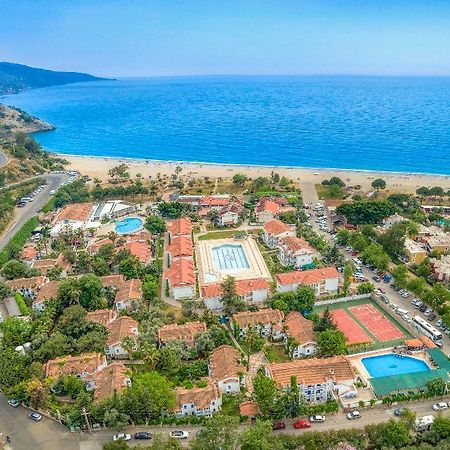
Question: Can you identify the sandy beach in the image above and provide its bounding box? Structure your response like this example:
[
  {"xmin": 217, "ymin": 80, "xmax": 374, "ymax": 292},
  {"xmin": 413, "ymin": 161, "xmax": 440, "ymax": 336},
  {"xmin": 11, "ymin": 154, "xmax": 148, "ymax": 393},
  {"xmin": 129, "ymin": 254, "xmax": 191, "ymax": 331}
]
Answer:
[{"xmin": 64, "ymin": 155, "xmax": 450, "ymax": 193}]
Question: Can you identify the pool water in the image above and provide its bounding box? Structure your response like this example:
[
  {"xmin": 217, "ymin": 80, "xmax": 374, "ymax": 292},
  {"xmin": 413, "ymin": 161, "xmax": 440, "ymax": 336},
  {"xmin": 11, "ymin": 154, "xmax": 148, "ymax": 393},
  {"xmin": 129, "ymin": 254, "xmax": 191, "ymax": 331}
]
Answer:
[
  {"xmin": 362, "ymin": 353, "xmax": 430, "ymax": 378},
  {"xmin": 115, "ymin": 217, "xmax": 143, "ymax": 234},
  {"xmin": 212, "ymin": 244, "xmax": 250, "ymax": 273}
]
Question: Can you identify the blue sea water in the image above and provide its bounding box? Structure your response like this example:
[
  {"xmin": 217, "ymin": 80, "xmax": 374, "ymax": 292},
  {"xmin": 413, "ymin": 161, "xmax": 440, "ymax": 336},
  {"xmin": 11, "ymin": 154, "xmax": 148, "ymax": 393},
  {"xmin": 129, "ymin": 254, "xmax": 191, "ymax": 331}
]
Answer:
[{"xmin": 3, "ymin": 76, "xmax": 450, "ymax": 174}]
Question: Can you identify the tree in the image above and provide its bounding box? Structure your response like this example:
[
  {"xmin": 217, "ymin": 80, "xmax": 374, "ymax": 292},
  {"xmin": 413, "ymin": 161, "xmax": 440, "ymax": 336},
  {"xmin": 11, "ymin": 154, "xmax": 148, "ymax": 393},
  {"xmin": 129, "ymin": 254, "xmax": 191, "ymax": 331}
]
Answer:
[
  {"xmin": 78, "ymin": 274, "xmax": 103, "ymax": 310},
  {"xmin": 296, "ymin": 286, "xmax": 315, "ymax": 313},
  {"xmin": 314, "ymin": 307, "xmax": 335, "ymax": 332},
  {"xmin": 142, "ymin": 275, "xmax": 159, "ymax": 302},
  {"xmin": 391, "ymin": 264, "xmax": 409, "ymax": 289},
  {"xmin": 190, "ymin": 415, "xmax": 240, "ymax": 450},
  {"xmin": 232, "ymin": 173, "xmax": 248, "ymax": 186},
  {"xmin": 103, "ymin": 441, "xmax": 129, "ymax": 450},
  {"xmin": 145, "ymin": 215, "xmax": 166, "ymax": 234},
  {"xmin": 357, "ymin": 282, "xmax": 374, "ymax": 294},
  {"xmin": 317, "ymin": 329, "xmax": 347, "ymax": 356},
  {"xmin": 0, "ymin": 345, "xmax": 30, "ymax": 390},
  {"xmin": 336, "ymin": 200, "xmax": 397, "ymax": 225},
  {"xmin": 416, "ymin": 186, "xmax": 431, "ymax": 197},
  {"xmin": 1, "ymin": 259, "xmax": 29, "ymax": 280},
  {"xmin": 430, "ymin": 186, "xmax": 445, "ymax": 197},
  {"xmin": 366, "ymin": 419, "xmax": 412, "ymax": 449},
  {"xmin": 371, "ymin": 178, "xmax": 386, "ymax": 190},
  {"xmin": 119, "ymin": 255, "xmax": 143, "ymax": 279},
  {"xmin": 221, "ymin": 276, "xmax": 246, "ymax": 315},
  {"xmin": 0, "ymin": 281, "xmax": 10, "ymax": 300},
  {"xmin": 240, "ymin": 420, "xmax": 273, "ymax": 450},
  {"xmin": 108, "ymin": 164, "xmax": 130, "ymax": 180},
  {"xmin": 427, "ymin": 414, "xmax": 450, "ymax": 442},
  {"xmin": 426, "ymin": 377, "xmax": 448, "ymax": 396},
  {"xmin": 253, "ymin": 374, "xmax": 276, "ymax": 416}
]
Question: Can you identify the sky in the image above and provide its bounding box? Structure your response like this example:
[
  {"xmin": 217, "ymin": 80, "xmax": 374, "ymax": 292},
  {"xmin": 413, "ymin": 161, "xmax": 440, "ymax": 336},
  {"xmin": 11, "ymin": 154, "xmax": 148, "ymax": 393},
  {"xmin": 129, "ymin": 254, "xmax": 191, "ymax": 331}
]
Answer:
[{"xmin": 1, "ymin": 0, "xmax": 450, "ymax": 77}]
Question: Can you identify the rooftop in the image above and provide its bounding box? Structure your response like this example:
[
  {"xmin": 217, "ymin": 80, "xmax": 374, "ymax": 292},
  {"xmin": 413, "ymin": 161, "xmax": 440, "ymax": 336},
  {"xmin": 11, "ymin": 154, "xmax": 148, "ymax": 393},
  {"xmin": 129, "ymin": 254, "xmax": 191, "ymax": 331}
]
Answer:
[
  {"xmin": 100, "ymin": 274, "xmax": 126, "ymax": 288},
  {"xmin": 232, "ymin": 308, "xmax": 284, "ymax": 328},
  {"xmin": 209, "ymin": 345, "xmax": 246, "ymax": 382},
  {"xmin": 284, "ymin": 311, "xmax": 316, "ymax": 345},
  {"xmin": 166, "ymin": 235, "xmax": 193, "ymax": 258},
  {"xmin": 263, "ymin": 219, "xmax": 292, "ymax": 236},
  {"xmin": 164, "ymin": 258, "xmax": 196, "ymax": 287},
  {"xmin": 117, "ymin": 241, "xmax": 152, "ymax": 264},
  {"xmin": 34, "ymin": 280, "xmax": 60, "ymax": 304},
  {"xmin": 239, "ymin": 401, "xmax": 259, "ymax": 417},
  {"xmin": 115, "ymin": 278, "xmax": 142, "ymax": 303},
  {"xmin": 57, "ymin": 202, "xmax": 93, "ymax": 222},
  {"xmin": 281, "ymin": 236, "xmax": 314, "ymax": 254},
  {"xmin": 86, "ymin": 309, "xmax": 117, "ymax": 326},
  {"xmin": 275, "ymin": 267, "xmax": 340, "ymax": 286},
  {"xmin": 44, "ymin": 352, "xmax": 105, "ymax": 378},
  {"xmin": 87, "ymin": 362, "xmax": 130, "ymax": 402},
  {"xmin": 404, "ymin": 238, "xmax": 426, "ymax": 255},
  {"xmin": 201, "ymin": 278, "xmax": 269, "ymax": 298},
  {"xmin": 106, "ymin": 316, "xmax": 139, "ymax": 346},
  {"xmin": 167, "ymin": 218, "xmax": 192, "ymax": 236},
  {"xmin": 158, "ymin": 321, "xmax": 207, "ymax": 346},
  {"xmin": 5, "ymin": 275, "xmax": 47, "ymax": 291},
  {"xmin": 173, "ymin": 378, "xmax": 220, "ymax": 412}
]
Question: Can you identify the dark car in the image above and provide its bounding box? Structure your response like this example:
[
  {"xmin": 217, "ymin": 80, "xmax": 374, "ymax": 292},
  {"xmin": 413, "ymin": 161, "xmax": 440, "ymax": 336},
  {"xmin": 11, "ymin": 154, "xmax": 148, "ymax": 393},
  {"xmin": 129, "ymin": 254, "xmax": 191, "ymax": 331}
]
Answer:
[
  {"xmin": 419, "ymin": 305, "xmax": 427, "ymax": 312},
  {"xmin": 393, "ymin": 408, "xmax": 404, "ymax": 416},
  {"xmin": 372, "ymin": 276, "xmax": 381, "ymax": 282},
  {"xmin": 134, "ymin": 432, "xmax": 152, "ymax": 440},
  {"xmin": 272, "ymin": 422, "xmax": 286, "ymax": 430},
  {"xmin": 428, "ymin": 313, "xmax": 437, "ymax": 321}
]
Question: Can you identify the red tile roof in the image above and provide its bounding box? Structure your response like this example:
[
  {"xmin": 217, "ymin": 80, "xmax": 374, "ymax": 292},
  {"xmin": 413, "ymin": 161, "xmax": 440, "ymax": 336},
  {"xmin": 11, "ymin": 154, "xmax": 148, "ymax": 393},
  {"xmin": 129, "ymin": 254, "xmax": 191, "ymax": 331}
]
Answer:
[
  {"xmin": 200, "ymin": 196, "xmax": 230, "ymax": 207},
  {"xmin": 106, "ymin": 316, "xmax": 139, "ymax": 346},
  {"xmin": 166, "ymin": 235, "xmax": 193, "ymax": 258},
  {"xmin": 173, "ymin": 378, "xmax": 220, "ymax": 412},
  {"xmin": 115, "ymin": 279, "xmax": 142, "ymax": 303},
  {"xmin": 284, "ymin": 311, "xmax": 316, "ymax": 345},
  {"xmin": 167, "ymin": 218, "xmax": 192, "ymax": 236},
  {"xmin": 86, "ymin": 309, "xmax": 117, "ymax": 326},
  {"xmin": 164, "ymin": 258, "xmax": 196, "ymax": 287},
  {"xmin": 275, "ymin": 267, "xmax": 340, "ymax": 286},
  {"xmin": 100, "ymin": 274, "xmax": 126, "ymax": 288},
  {"xmin": 57, "ymin": 202, "xmax": 93, "ymax": 222},
  {"xmin": 21, "ymin": 246, "xmax": 37, "ymax": 261},
  {"xmin": 267, "ymin": 356, "xmax": 354, "ymax": 387},
  {"xmin": 34, "ymin": 280, "xmax": 60, "ymax": 304},
  {"xmin": 201, "ymin": 278, "xmax": 269, "ymax": 298},
  {"xmin": 87, "ymin": 362, "xmax": 130, "ymax": 402},
  {"xmin": 281, "ymin": 236, "xmax": 314, "ymax": 253},
  {"xmin": 5, "ymin": 276, "xmax": 47, "ymax": 291},
  {"xmin": 44, "ymin": 352, "xmax": 106, "ymax": 378},
  {"xmin": 117, "ymin": 241, "xmax": 152, "ymax": 264},
  {"xmin": 239, "ymin": 401, "xmax": 259, "ymax": 417},
  {"xmin": 87, "ymin": 238, "xmax": 114, "ymax": 254},
  {"xmin": 232, "ymin": 308, "xmax": 284, "ymax": 328},
  {"xmin": 257, "ymin": 199, "xmax": 280, "ymax": 214},
  {"xmin": 158, "ymin": 321, "xmax": 207, "ymax": 346},
  {"xmin": 263, "ymin": 219, "xmax": 292, "ymax": 236},
  {"xmin": 209, "ymin": 345, "xmax": 246, "ymax": 382}
]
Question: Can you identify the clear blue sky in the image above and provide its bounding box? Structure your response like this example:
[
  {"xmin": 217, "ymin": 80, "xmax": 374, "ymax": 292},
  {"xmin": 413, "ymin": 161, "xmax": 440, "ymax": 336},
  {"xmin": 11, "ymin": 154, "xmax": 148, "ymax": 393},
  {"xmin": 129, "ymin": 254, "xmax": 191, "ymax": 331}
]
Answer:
[{"xmin": 1, "ymin": 0, "xmax": 450, "ymax": 77}]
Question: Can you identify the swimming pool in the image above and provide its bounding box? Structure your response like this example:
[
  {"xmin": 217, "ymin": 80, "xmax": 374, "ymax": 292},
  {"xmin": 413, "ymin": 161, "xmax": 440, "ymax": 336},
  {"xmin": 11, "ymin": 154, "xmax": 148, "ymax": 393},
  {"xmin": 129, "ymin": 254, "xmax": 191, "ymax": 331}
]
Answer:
[
  {"xmin": 115, "ymin": 217, "xmax": 143, "ymax": 234},
  {"xmin": 211, "ymin": 244, "xmax": 250, "ymax": 273},
  {"xmin": 362, "ymin": 353, "xmax": 430, "ymax": 378}
]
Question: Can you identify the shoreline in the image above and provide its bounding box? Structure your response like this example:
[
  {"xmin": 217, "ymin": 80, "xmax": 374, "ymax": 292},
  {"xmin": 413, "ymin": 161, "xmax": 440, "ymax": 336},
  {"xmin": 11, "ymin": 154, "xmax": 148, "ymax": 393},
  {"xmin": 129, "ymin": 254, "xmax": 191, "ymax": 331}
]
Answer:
[{"xmin": 62, "ymin": 154, "xmax": 450, "ymax": 193}]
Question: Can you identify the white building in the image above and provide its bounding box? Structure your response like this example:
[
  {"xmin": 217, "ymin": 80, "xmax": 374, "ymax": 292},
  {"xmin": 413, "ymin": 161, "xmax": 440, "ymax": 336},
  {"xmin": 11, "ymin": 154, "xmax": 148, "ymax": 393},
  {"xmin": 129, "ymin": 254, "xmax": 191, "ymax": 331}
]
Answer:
[
  {"xmin": 209, "ymin": 345, "xmax": 246, "ymax": 394},
  {"xmin": 163, "ymin": 258, "xmax": 196, "ymax": 300},
  {"xmin": 231, "ymin": 308, "xmax": 284, "ymax": 340},
  {"xmin": 262, "ymin": 219, "xmax": 295, "ymax": 249},
  {"xmin": 278, "ymin": 236, "xmax": 315, "ymax": 268},
  {"xmin": 284, "ymin": 311, "xmax": 317, "ymax": 358},
  {"xmin": 105, "ymin": 316, "xmax": 139, "ymax": 358}
]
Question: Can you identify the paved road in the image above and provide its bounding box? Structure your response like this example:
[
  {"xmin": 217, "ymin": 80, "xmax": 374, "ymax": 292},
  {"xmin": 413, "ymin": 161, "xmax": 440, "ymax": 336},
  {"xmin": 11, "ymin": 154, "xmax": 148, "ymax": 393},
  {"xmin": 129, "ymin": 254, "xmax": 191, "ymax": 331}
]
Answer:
[
  {"xmin": 0, "ymin": 173, "xmax": 68, "ymax": 251},
  {"xmin": 0, "ymin": 149, "xmax": 7, "ymax": 168}
]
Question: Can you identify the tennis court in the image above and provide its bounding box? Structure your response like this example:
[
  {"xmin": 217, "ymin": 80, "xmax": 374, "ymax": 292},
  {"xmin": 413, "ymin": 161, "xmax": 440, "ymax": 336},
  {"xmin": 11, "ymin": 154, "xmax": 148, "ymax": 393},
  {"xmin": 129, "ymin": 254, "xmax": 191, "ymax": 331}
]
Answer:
[
  {"xmin": 349, "ymin": 304, "xmax": 404, "ymax": 342},
  {"xmin": 331, "ymin": 309, "xmax": 373, "ymax": 345}
]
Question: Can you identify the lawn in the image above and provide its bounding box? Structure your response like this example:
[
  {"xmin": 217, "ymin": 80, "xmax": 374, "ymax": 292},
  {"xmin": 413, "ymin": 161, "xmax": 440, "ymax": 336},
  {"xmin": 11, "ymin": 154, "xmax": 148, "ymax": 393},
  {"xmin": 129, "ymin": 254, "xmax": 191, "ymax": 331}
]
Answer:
[
  {"xmin": 198, "ymin": 230, "xmax": 247, "ymax": 240},
  {"xmin": 315, "ymin": 184, "xmax": 345, "ymax": 200},
  {"xmin": 221, "ymin": 394, "xmax": 241, "ymax": 416},
  {"xmin": 264, "ymin": 344, "xmax": 289, "ymax": 363}
]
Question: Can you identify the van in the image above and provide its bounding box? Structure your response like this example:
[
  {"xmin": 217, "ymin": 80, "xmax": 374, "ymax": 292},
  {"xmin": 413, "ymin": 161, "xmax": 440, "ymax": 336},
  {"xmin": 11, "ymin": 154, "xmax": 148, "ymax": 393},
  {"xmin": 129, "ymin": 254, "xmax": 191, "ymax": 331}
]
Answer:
[
  {"xmin": 396, "ymin": 308, "xmax": 408, "ymax": 316},
  {"xmin": 50, "ymin": 190, "xmax": 56, "ymax": 195},
  {"xmin": 414, "ymin": 415, "xmax": 434, "ymax": 432}
]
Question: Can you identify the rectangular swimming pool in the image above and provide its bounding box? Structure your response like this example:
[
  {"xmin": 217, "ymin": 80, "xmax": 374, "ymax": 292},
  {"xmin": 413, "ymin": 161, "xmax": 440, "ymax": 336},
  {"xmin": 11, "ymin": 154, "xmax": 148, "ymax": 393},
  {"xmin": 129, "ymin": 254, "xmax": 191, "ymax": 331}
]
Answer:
[
  {"xmin": 362, "ymin": 353, "xmax": 430, "ymax": 378},
  {"xmin": 211, "ymin": 244, "xmax": 250, "ymax": 273}
]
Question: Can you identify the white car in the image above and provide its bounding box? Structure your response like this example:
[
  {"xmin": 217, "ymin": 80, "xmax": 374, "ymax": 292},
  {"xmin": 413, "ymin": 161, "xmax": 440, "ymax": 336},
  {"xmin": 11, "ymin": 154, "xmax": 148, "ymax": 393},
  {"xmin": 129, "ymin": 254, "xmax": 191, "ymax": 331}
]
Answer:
[
  {"xmin": 309, "ymin": 414, "xmax": 325, "ymax": 422},
  {"xmin": 432, "ymin": 402, "xmax": 448, "ymax": 411},
  {"xmin": 347, "ymin": 410, "xmax": 361, "ymax": 420},
  {"xmin": 113, "ymin": 434, "xmax": 131, "ymax": 441},
  {"xmin": 170, "ymin": 430, "xmax": 189, "ymax": 439}
]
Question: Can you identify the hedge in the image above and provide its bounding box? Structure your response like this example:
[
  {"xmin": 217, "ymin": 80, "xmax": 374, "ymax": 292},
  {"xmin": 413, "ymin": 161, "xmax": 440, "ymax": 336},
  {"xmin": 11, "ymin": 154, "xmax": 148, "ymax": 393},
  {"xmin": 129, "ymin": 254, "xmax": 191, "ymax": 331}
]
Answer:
[
  {"xmin": 41, "ymin": 196, "xmax": 56, "ymax": 213},
  {"xmin": 0, "ymin": 215, "xmax": 39, "ymax": 268},
  {"xmin": 15, "ymin": 292, "xmax": 29, "ymax": 315}
]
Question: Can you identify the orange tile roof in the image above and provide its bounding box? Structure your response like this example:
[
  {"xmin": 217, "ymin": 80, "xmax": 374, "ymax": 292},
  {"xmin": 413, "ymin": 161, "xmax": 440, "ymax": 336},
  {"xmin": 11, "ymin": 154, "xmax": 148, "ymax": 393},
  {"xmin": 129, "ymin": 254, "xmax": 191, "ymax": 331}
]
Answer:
[
  {"xmin": 87, "ymin": 362, "xmax": 130, "ymax": 402},
  {"xmin": 263, "ymin": 219, "xmax": 292, "ymax": 236},
  {"xmin": 200, "ymin": 196, "xmax": 230, "ymax": 207},
  {"xmin": 167, "ymin": 218, "xmax": 192, "ymax": 236},
  {"xmin": 257, "ymin": 199, "xmax": 280, "ymax": 214},
  {"xmin": 21, "ymin": 246, "xmax": 37, "ymax": 261},
  {"xmin": 164, "ymin": 258, "xmax": 196, "ymax": 287},
  {"xmin": 404, "ymin": 338, "xmax": 423, "ymax": 348},
  {"xmin": 166, "ymin": 235, "xmax": 193, "ymax": 258},
  {"xmin": 5, "ymin": 276, "xmax": 47, "ymax": 291},
  {"xmin": 232, "ymin": 308, "xmax": 284, "ymax": 328},
  {"xmin": 32, "ymin": 253, "xmax": 71, "ymax": 273},
  {"xmin": 173, "ymin": 378, "xmax": 220, "ymax": 412},
  {"xmin": 44, "ymin": 352, "xmax": 106, "ymax": 378},
  {"xmin": 87, "ymin": 238, "xmax": 114, "ymax": 254},
  {"xmin": 117, "ymin": 241, "xmax": 152, "ymax": 264},
  {"xmin": 201, "ymin": 278, "xmax": 269, "ymax": 298},
  {"xmin": 106, "ymin": 316, "xmax": 139, "ymax": 346},
  {"xmin": 100, "ymin": 274, "xmax": 126, "ymax": 288},
  {"xmin": 275, "ymin": 267, "xmax": 340, "ymax": 286},
  {"xmin": 158, "ymin": 321, "xmax": 207, "ymax": 346},
  {"xmin": 284, "ymin": 311, "xmax": 316, "ymax": 345},
  {"xmin": 86, "ymin": 309, "xmax": 117, "ymax": 326},
  {"xmin": 126, "ymin": 230, "xmax": 151, "ymax": 243},
  {"xmin": 267, "ymin": 355, "xmax": 354, "ymax": 387},
  {"xmin": 281, "ymin": 236, "xmax": 314, "ymax": 253},
  {"xmin": 419, "ymin": 335, "xmax": 437, "ymax": 349},
  {"xmin": 57, "ymin": 202, "xmax": 93, "ymax": 222},
  {"xmin": 34, "ymin": 280, "xmax": 60, "ymax": 304},
  {"xmin": 115, "ymin": 279, "xmax": 142, "ymax": 303},
  {"xmin": 239, "ymin": 401, "xmax": 259, "ymax": 417},
  {"xmin": 209, "ymin": 345, "xmax": 246, "ymax": 382}
]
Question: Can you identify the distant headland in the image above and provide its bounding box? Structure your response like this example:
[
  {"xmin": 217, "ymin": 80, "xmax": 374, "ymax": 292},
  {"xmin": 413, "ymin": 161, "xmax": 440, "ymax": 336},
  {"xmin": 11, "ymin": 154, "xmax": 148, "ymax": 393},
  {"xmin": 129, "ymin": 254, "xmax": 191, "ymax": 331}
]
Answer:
[{"xmin": 0, "ymin": 61, "xmax": 108, "ymax": 95}]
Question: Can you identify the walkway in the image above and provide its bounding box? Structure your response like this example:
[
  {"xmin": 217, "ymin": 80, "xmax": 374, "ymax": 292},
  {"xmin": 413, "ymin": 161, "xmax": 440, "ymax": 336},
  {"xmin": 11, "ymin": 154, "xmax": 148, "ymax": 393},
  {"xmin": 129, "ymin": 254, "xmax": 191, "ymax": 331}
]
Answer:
[{"xmin": 246, "ymin": 351, "xmax": 269, "ymax": 394}]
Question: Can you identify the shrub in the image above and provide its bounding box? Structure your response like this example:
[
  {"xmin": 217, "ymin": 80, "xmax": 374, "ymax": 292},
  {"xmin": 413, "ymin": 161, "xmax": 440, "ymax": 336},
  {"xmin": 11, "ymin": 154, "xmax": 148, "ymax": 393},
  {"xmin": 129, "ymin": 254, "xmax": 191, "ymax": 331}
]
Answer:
[{"xmin": 15, "ymin": 292, "xmax": 29, "ymax": 315}]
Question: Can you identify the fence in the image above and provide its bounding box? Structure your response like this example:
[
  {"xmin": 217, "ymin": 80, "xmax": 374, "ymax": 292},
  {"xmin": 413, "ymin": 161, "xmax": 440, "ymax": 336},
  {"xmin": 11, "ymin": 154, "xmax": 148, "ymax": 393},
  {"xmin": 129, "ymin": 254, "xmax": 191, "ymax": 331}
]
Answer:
[{"xmin": 315, "ymin": 293, "xmax": 371, "ymax": 307}]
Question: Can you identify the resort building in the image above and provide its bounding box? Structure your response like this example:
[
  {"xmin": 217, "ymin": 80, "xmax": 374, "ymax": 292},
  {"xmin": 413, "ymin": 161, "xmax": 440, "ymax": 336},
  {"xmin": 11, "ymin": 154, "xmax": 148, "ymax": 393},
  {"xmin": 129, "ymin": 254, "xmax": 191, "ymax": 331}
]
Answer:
[
  {"xmin": 431, "ymin": 255, "xmax": 450, "ymax": 283},
  {"xmin": 255, "ymin": 197, "xmax": 295, "ymax": 223},
  {"xmin": 167, "ymin": 218, "xmax": 192, "ymax": 238},
  {"xmin": 284, "ymin": 311, "xmax": 317, "ymax": 358},
  {"xmin": 105, "ymin": 316, "xmax": 139, "ymax": 358},
  {"xmin": 114, "ymin": 278, "xmax": 142, "ymax": 311},
  {"xmin": 382, "ymin": 213, "xmax": 406, "ymax": 230},
  {"xmin": 85, "ymin": 361, "xmax": 131, "ymax": 402},
  {"xmin": 231, "ymin": 308, "xmax": 284, "ymax": 340},
  {"xmin": 164, "ymin": 258, "xmax": 196, "ymax": 300},
  {"xmin": 209, "ymin": 345, "xmax": 246, "ymax": 394},
  {"xmin": 158, "ymin": 321, "xmax": 207, "ymax": 348},
  {"xmin": 31, "ymin": 253, "xmax": 72, "ymax": 276},
  {"xmin": 278, "ymin": 236, "xmax": 315, "ymax": 268},
  {"xmin": 266, "ymin": 356, "xmax": 356, "ymax": 403},
  {"xmin": 199, "ymin": 195, "xmax": 231, "ymax": 210},
  {"xmin": 44, "ymin": 352, "xmax": 107, "ymax": 379},
  {"xmin": 172, "ymin": 378, "xmax": 222, "ymax": 417},
  {"xmin": 201, "ymin": 278, "xmax": 269, "ymax": 311},
  {"xmin": 5, "ymin": 276, "xmax": 48, "ymax": 299},
  {"xmin": 275, "ymin": 267, "xmax": 340, "ymax": 297},
  {"xmin": 215, "ymin": 203, "xmax": 244, "ymax": 226},
  {"xmin": 262, "ymin": 219, "xmax": 295, "ymax": 249},
  {"xmin": 116, "ymin": 241, "xmax": 152, "ymax": 265},
  {"xmin": 100, "ymin": 274, "xmax": 126, "ymax": 290},
  {"xmin": 32, "ymin": 280, "xmax": 60, "ymax": 312},
  {"xmin": 86, "ymin": 308, "xmax": 117, "ymax": 326},
  {"xmin": 404, "ymin": 238, "xmax": 427, "ymax": 265},
  {"xmin": 166, "ymin": 235, "xmax": 193, "ymax": 261}
]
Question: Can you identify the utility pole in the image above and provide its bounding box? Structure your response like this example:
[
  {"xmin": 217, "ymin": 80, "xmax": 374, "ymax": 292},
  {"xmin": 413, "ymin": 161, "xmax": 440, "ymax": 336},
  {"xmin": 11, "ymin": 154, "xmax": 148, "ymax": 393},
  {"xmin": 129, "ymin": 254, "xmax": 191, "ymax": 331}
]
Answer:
[{"xmin": 82, "ymin": 407, "xmax": 92, "ymax": 433}]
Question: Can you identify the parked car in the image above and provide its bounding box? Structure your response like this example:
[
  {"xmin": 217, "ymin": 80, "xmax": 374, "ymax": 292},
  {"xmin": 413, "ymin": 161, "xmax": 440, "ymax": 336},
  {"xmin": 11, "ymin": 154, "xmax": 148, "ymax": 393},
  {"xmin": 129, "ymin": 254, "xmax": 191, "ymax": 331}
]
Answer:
[
  {"xmin": 436, "ymin": 319, "xmax": 443, "ymax": 328},
  {"xmin": 372, "ymin": 276, "xmax": 381, "ymax": 282},
  {"xmin": 347, "ymin": 411, "xmax": 361, "ymax": 420},
  {"xmin": 428, "ymin": 313, "xmax": 437, "ymax": 321},
  {"xmin": 424, "ymin": 308, "xmax": 432, "ymax": 317},
  {"xmin": 432, "ymin": 402, "xmax": 448, "ymax": 411},
  {"xmin": 28, "ymin": 412, "xmax": 43, "ymax": 422},
  {"xmin": 309, "ymin": 415, "xmax": 326, "ymax": 422},
  {"xmin": 113, "ymin": 434, "xmax": 131, "ymax": 441},
  {"xmin": 394, "ymin": 408, "xmax": 404, "ymax": 416},
  {"xmin": 169, "ymin": 431, "xmax": 189, "ymax": 439},
  {"xmin": 7, "ymin": 399, "xmax": 20, "ymax": 407},
  {"xmin": 134, "ymin": 432, "xmax": 152, "ymax": 440},
  {"xmin": 294, "ymin": 419, "xmax": 311, "ymax": 429},
  {"xmin": 419, "ymin": 305, "xmax": 427, "ymax": 313},
  {"xmin": 272, "ymin": 422, "xmax": 286, "ymax": 430}
]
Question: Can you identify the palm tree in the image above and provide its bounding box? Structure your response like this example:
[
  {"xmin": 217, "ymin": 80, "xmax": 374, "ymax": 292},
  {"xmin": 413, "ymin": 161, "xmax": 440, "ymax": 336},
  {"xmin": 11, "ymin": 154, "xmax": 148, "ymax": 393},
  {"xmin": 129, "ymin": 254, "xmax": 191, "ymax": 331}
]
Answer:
[{"xmin": 121, "ymin": 336, "xmax": 136, "ymax": 359}]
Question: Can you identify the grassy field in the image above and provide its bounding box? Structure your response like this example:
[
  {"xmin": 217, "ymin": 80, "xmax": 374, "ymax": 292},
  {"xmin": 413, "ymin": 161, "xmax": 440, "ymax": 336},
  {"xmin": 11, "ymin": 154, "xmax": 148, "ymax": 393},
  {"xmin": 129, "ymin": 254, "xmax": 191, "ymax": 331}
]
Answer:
[
  {"xmin": 198, "ymin": 230, "xmax": 247, "ymax": 240},
  {"xmin": 314, "ymin": 297, "xmax": 412, "ymax": 353},
  {"xmin": 264, "ymin": 344, "xmax": 289, "ymax": 363}
]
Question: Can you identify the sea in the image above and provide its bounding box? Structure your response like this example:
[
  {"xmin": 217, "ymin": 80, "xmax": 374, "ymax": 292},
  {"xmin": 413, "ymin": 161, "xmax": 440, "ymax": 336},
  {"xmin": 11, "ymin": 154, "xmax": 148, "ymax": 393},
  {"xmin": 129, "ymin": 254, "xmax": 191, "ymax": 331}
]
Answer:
[{"xmin": 3, "ymin": 75, "xmax": 450, "ymax": 175}]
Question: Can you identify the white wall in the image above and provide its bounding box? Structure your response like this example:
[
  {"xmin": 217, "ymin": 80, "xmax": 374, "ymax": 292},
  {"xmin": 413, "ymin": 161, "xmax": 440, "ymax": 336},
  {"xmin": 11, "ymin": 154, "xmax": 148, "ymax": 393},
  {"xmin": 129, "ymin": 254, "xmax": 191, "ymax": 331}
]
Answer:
[{"xmin": 173, "ymin": 285, "xmax": 194, "ymax": 300}]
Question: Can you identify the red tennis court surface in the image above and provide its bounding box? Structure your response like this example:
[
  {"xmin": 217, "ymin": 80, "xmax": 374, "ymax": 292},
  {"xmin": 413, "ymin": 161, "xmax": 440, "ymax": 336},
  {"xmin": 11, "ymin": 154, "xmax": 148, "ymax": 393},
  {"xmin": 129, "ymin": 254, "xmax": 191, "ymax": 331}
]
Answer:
[
  {"xmin": 331, "ymin": 309, "xmax": 372, "ymax": 345},
  {"xmin": 349, "ymin": 304, "xmax": 404, "ymax": 342}
]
